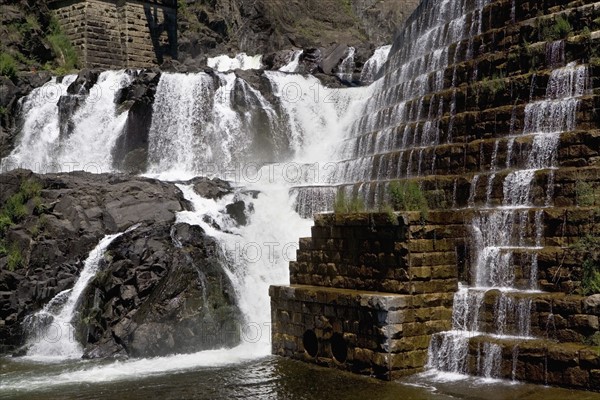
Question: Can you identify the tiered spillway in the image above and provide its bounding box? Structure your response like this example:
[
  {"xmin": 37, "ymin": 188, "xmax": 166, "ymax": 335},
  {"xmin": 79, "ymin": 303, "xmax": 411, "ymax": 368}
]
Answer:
[{"xmin": 283, "ymin": 0, "xmax": 600, "ymax": 388}]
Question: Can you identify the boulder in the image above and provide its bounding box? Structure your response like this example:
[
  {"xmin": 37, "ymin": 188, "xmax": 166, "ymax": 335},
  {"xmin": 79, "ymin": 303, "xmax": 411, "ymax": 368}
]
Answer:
[
  {"xmin": 226, "ymin": 200, "xmax": 248, "ymax": 226},
  {"xmin": 80, "ymin": 222, "xmax": 240, "ymax": 358},
  {"xmin": 319, "ymin": 44, "xmax": 349, "ymax": 74},
  {"xmin": 190, "ymin": 176, "xmax": 232, "ymax": 199}
]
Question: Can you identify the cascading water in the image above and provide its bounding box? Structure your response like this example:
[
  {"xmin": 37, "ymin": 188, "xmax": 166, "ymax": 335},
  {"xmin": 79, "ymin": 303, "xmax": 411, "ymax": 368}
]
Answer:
[
  {"xmin": 146, "ymin": 71, "xmax": 286, "ymax": 178},
  {"xmin": 207, "ymin": 53, "xmax": 263, "ymax": 72},
  {"xmin": 0, "ymin": 75, "xmax": 76, "ymax": 172},
  {"xmin": 24, "ymin": 232, "xmax": 128, "ymax": 360},
  {"xmin": 289, "ymin": 0, "xmax": 492, "ymax": 213},
  {"xmin": 427, "ymin": 60, "xmax": 589, "ymax": 379},
  {"xmin": 1, "ymin": 0, "xmax": 595, "ymax": 391},
  {"xmin": 2, "ymin": 71, "xmax": 131, "ymax": 173},
  {"xmin": 360, "ymin": 45, "xmax": 392, "ymax": 83},
  {"xmin": 279, "ymin": 50, "xmax": 303, "ymax": 73},
  {"xmin": 336, "ymin": 47, "xmax": 356, "ymax": 82}
]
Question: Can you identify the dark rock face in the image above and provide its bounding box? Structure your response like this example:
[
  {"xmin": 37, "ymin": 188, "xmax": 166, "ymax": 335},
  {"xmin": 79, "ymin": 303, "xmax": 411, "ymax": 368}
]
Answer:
[
  {"xmin": 113, "ymin": 69, "xmax": 162, "ymax": 174},
  {"xmin": 177, "ymin": 0, "xmax": 416, "ymax": 62},
  {"xmin": 80, "ymin": 222, "xmax": 240, "ymax": 359},
  {"xmin": 190, "ymin": 176, "xmax": 231, "ymax": 200},
  {"xmin": 0, "ymin": 170, "xmax": 244, "ymax": 356}
]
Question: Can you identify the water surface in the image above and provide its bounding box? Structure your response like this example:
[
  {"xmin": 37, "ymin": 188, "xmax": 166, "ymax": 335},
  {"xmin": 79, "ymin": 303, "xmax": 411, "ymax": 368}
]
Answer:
[{"xmin": 2, "ymin": 355, "xmax": 599, "ymax": 400}]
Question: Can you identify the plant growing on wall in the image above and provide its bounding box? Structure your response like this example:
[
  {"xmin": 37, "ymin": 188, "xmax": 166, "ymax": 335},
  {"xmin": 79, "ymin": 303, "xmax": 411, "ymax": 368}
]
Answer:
[
  {"xmin": 0, "ymin": 53, "xmax": 18, "ymax": 81},
  {"xmin": 333, "ymin": 189, "xmax": 365, "ymax": 214},
  {"xmin": 571, "ymin": 234, "xmax": 600, "ymax": 295},
  {"xmin": 388, "ymin": 181, "xmax": 428, "ymax": 218},
  {"xmin": 540, "ymin": 15, "xmax": 573, "ymax": 41},
  {"xmin": 46, "ymin": 17, "xmax": 79, "ymax": 74}
]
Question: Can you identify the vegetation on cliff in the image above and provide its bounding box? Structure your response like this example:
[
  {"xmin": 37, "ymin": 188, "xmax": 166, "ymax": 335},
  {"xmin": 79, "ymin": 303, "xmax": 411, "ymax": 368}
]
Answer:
[{"xmin": 0, "ymin": 0, "xmax": 78, "ymax": 78}]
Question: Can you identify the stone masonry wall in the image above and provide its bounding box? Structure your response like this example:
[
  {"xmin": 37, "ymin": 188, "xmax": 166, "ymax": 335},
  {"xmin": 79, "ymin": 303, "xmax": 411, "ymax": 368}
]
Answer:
[
  {"xmin": 49, "ymin": 0, "xmax": 177, "ymax": 69},
  {"xmin": 270, "ymin": 212, "xmax": 463, "ymax": 380}
]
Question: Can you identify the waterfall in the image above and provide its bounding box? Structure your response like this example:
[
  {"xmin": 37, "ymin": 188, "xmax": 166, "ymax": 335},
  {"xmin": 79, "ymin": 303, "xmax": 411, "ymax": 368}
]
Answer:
[
  {"xmin": 1, "ymin": 75, "xmax": 76, "ymax": 172},
  {"xmin": 336, "ymin": 47, "xmax": 356, "ymax": 82},
  {"xmin": 279, "ymin": 50, "xmax": 303, "ymax": 73},
  {"xmin": 207, "ymin": 53, "xmax": 263, "ymax": 72},
  {"xmin": 24, "ymin": 232, "xmax": 127, "ymax": 360},
  {"xmin": 146, "ymin": 71, "xmax": 281, "ymax": 179},
  {"xmin": 2, "ymin": 71, "xmax": 131, "ymax": 173},
  {"xmin": 360, "ymin": 45, "xmax": 391, "ymax": 83}
]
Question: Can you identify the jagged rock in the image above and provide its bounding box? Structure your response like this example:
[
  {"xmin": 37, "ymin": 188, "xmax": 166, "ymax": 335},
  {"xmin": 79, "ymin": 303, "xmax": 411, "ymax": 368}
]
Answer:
[
  {"xmin": 112, "ymin": 70, "xmax": 161, "ymax": 173},
  {"xmin": 0, "ymin": 170, "xmax": 244, "ymax": 357},
  {"xmin": 0, "ymin": 77, "xmax": 18, "ymax": 109},
  {"xmin": 67, "ymin": 69, "xmax": 102, "ymax": 96},
  {"xmin": 320, "ymin": 44, "xmax": 349, "ymax": 74},
  {"xmin": 80, "ymin": 222, "xmax": 240, "ymax": 358},
  {"xmin": 299, "ymin": 48, "xmax": 323, "ymax": 74},
  {"xmin": 190, "ymin": 176, "xmax": 232, "ymax": 199},
  {"xmin": 177, "ymin": 0, "xmax": 414, "ymax": 61},
  {"xmin": 584, "ymin": 295, "xmax": 600, "ymax": 315},
  {"xmin": 226, "ymin": 200, "xmax": 248, "ymax": 226},
  {"xmin": 262, "ymin": 50, "xmax": 297, "ymax": 70}
]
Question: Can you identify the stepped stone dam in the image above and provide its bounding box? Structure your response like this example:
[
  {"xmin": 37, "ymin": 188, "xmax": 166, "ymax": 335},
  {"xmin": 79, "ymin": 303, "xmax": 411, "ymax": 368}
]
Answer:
[
  {"xmin": 271, "ymin": 0, "xmax": 600, "ymax": 390},
  {"xmin": 49, "ymin": 0, "xmax": 177, "ymax": 68}
]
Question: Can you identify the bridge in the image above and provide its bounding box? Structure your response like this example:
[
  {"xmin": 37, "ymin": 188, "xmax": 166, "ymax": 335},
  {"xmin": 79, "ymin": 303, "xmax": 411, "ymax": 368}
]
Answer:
[{"xmin": 49, "ymin": 0, "xmax": 177, "ymax": 69}]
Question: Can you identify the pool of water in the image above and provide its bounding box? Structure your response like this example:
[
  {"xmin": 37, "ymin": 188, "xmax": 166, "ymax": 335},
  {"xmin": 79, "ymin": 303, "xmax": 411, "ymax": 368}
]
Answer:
[{"xmin": 2, "ymin": 353, "xmax": 599, "ymax": 400}]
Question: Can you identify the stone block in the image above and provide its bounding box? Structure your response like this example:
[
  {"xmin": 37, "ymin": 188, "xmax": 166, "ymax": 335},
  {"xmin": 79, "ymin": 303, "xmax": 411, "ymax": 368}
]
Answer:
[{"xmin": 563, "ymin": 366, "xmax": 590, "ymax": 387}]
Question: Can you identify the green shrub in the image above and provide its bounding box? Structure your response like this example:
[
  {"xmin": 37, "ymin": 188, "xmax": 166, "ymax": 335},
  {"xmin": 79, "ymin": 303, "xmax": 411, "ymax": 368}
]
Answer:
[
  {"xmin": 378, "ymin": 203, "xmax": 397, "ymax": 224},
  {"xmin": 4, "ymin": 193, "xmax": 27, "ymax": 222},
  {"xmin": 46, "ymin": 17, "xmax": 78, "ymax": 73},
  {"xmin": 29, "ymin": 223, "xmax": 39, "ymax": 238},
  {"xmin": 389, "ymin": 181, "xmax": 429, "ymax": 218},
  {"xmin": 32, "ymin": 197, "xmax": 45, "ymax": 215},
  {"xmin": 0, "ymin": 179, "xmax": 43, "ymax": 226},
  {"xmin": 0, "ymin": 241, "xmax": 7, "ymax": 257},
  {"xmin": 7, "ymin": 246, "xmax": 23, "ymax": 271},
  {"xmin": 20, "ymin": 179, "xmax": 42, "ymax": 201},
  {"xmin": 571, "ymin": 235, "xmax": 600, "ymax": 295},
  {"xmin": 333, "ymin": 190, "xmax": 365, "ymax": 214},
  {"xmin": 585, "ymin": 331, "xmax": 600, "ymax": 347},
  {"xmin": 0, "ymin": 215, "xmax": 12, "ymax": 233},
  {"xmin": 541, "ymin": 15, "xmax": 573, "ymax": 41},
  {"xmin": 0, "ymin": 52, "xmax": 18, "ymax": 80},
  {"xmin": 576, "ymin": 181, "xmax": 600, "ymax": 206}
]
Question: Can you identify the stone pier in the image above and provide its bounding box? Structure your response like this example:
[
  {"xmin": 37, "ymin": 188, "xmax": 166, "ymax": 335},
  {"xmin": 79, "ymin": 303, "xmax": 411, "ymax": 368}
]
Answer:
[
  {"xmin": 269, "ymin": 212, "xmax": 466, "ymax": 379},
  {"xmin": 49, "ymin": 0, "xmax": 177, "ymax": 69}
]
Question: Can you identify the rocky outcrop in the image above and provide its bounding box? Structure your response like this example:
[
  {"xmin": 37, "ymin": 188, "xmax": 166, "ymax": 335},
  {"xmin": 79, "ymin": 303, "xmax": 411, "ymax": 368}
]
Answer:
[
  {"xmin": 177, "ymin": 0, "xmax": 418, "ymax": 64},
  {"xmin": 80, "ymin": 222, "xmax": 240, "ymax": 359},
  {"xmin": 0, "ymin": 170, "xmax": 244, "ymax": 356},
  {"xmin": 112, "ymin": 69, "xmax": 161, "ymax": 174}
]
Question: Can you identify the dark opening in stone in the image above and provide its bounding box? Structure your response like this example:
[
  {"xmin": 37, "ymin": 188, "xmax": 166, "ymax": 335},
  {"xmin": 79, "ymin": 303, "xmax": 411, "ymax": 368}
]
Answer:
[
  {"xmin": 331, "ymin": 332, "xmax": 347, "ymax": 363},
  {"xmin": 302, "ymin": 329, "xmax": 318, "ymax": 357}
]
